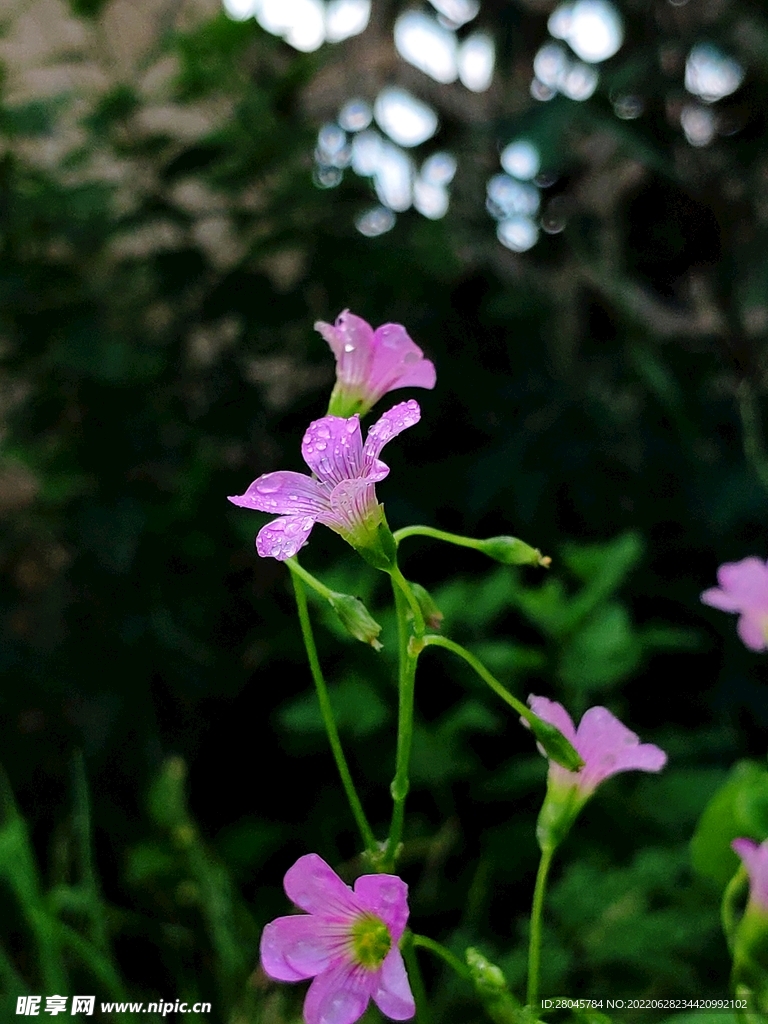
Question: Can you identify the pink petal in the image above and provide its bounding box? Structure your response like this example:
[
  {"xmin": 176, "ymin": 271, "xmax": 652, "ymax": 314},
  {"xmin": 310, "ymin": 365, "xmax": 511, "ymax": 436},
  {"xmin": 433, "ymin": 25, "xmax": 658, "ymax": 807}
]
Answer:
[
  {"xmin": 733, "ymin": 838, "xmax": 768, "ymax": 912},
  {"xmin": 327, "ymin": 479, "xmax": 379, "ymax": 537},
  {"xmin": 700, "ymin": 586, "xmax": 743, "ymax": 613},
  {"xmin": 526, "ymin": 695, "xmax": 578, "ymax": 746},
  {"xmin": 371, "ymin": 948, "xmax": 416, "ymax": 1021},
  {"xmin": 260, "ymin": 915, "xmax": 348, "ymax": 982},
  {"xmin": 302, "ymin": 416, "xmax": 364, "ymax": 488},
  {"xmin": 284, "ymin": 854, "xmax": 362, "ymax": 919},
  {"xmin": 716, "ymin": 558, "xmax": 768, "ymax": 610},
  {"xmin": 303, "ymin": 961, "xmax": 375, "ymax": 1024},
  {"xmin": 363, "ymin": 401, "xmax": 421, "ymax": 469},
  {"xmin": 367, "ymin": 323, "xmax": 436, "ymax": 401},
  {"xmin": 228, "ymin": 471, "xmax": 329, "ymax": 517},
  {"xmin": 737, "ymin": 613, "xmax": 768, "ymax": 651},
  {"xmin": 575, "ymin": 706, "xmax": 666, "ymax": 793},
  {"xmin": 353, "ymin": 875, "xmax": 409, "ymax": 943},
  {"xmin": 315, "ymin": 312, "xmax": 375, "ymax": 390},
  {"xmin": 256, "ymin": 515, "xmax": 315, "ymax": 560}
]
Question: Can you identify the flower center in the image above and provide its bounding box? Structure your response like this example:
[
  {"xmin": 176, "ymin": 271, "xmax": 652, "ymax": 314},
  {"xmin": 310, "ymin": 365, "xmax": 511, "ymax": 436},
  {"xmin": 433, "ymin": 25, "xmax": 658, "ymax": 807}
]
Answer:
[{"xmin": 349, "ymin": 913, "xmax": 392, "ymax": 970}]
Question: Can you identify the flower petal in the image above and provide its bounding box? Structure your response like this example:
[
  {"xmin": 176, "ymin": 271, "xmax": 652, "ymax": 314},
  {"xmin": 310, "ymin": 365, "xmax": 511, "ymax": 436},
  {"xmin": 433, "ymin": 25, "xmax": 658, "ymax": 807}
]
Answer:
[
  {"xmin": 228, "ymin": 471, "xmax": 329, "ymax": 516},
  {"xmin": 367, "ymin": 323, "xmax": 436, "ymax": 402},
  {"xmin": 302, "ymin": 416, "xmax": 364, "ymax": 487},
  {"xmin": 315, "ymin": 311, "xmax": 375, "ymax": 390},
  {"xmin": 260, "ymin": 915, "xmax": 348, "ymax": 982},
  {"xmin": 256, "ymin": 515, "xmax": 315, "ymax": 560},
  {"xmin": 363, "ymin": 400, "xmax": 421, "ymax": 473},
  {"xmin": 700, "ymin": 586, "xmax": 743, "ymax": 613},
  {"xmin": 733, "ymin": 838, "xmax": 768, "ymax": 912},
  {"xmin": 327, "ymin": 480, "xmax": 379, "ymax": 538},
  {"xmin": 527, "ymin": 695, "xmax": 578, "ymax": 747},
  {"xmin": 737, "ymin": 612, "xmax": 768, "ymax": 651},
  {"xmin": 353, "ymin": 875, "xmax": 409, "ymax": 943},
  {"xmin": 303, "ymin": 961, "xmax": 375, "ymax": 1024},
  {"xmin": 575, "ymin": 706, "xmax": 666, "ymax": 792},
  {"xmin": 717, "ymin": 557, "xmax": 768, "ymax": 609},
  {"xmin": 372, "ymin": 948, "xmax": 416, "ymax": 1021},
  {"xmin": 284, "ymin": 854, "xmax": 362, "ymax": 919}
]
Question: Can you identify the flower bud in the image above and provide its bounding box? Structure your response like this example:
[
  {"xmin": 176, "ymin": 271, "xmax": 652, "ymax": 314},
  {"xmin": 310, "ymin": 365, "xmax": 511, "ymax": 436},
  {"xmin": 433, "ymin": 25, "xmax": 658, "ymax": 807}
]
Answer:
[
  {"xmin": 408, "ymin": 582, "xmax": 443, "ymax": 630},
  {"xmin": 477, "ymin": 536, "xmax": 551, "ymax": 568},
  {"xmin": 465, "ymin": 948, "xmax": 536, "ymax": 1024},
  {"xmin": 527, "ymin": 715, "xmax": 583, "ymax": 773},
  {"xmin": 328, "ymin": 592, "xmax": 383, "ymax": 651}
]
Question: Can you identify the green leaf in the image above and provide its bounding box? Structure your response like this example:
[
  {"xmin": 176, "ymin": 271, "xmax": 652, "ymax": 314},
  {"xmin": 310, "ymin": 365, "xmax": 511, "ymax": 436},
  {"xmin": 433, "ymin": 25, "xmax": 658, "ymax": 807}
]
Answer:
[{"xmin": 279, "ymin": 674, "xmax": 389, "ymax": 738}]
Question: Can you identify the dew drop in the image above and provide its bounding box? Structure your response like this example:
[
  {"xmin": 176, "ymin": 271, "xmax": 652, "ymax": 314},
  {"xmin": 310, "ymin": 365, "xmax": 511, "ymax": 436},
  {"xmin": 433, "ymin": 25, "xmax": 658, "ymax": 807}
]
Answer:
[
  {"xmin": 256, "ymin": 478, "xmax": 282, "ymax": 493},
  {"xmin": 316, "ymin": 441, "xmax": 327, "ymax": 451},
  {"xmin": 344, "ymin": 343, "xmax": 356, "ymax": 352}
]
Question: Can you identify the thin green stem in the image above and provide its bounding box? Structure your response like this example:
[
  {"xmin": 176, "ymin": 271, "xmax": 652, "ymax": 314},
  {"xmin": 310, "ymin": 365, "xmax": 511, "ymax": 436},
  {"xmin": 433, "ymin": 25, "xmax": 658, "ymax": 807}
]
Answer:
[
  {"xmin": 389, "ymin": 563, "xmax": 426, "ymax": 637},
  {"xmin": 411, "ymin": 933, "xmax": 471, "ymax": 980},
  {"xmin": 383, "ymin": 577, "xmax": 420, "ymax": 870},
  {"xmin": 289, "ymin": 569, "xmax": 377, "ymax": 854},
  {"xmin": 421, "ymin": 635, "xmax": 531, "ymax": 724},
  {"xmin": 722, "ymin": 865, "xmax": 748, "ymax": 956},
  {"xmin": 394, "ymin": 525, "xmax": 483, "ymax": 551},
  {"xmin": 402, "ymin": 932, "xmax": 432, "ymax": 1024},
  {"xmin": 285, "ymin": 557, "xmax": 334, "ymax": 601},
  {"xmin": 527, "ymin": 845, "xmax": 554, "ymax": 1009}
]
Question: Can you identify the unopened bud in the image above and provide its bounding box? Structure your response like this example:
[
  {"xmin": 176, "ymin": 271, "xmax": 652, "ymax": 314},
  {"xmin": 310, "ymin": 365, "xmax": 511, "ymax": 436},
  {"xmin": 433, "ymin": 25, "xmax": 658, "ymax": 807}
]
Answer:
[
  {"xmin": 408, "ymin": 582, "xmax": 443, "ymax": 630},
  {"xmin": 528, "ymin": 715, "xmax": 583, "ymax": 772},
  {"xmin": 477, "ymin": 536, "xmax": 550, "ymax": 568},
  {"xmin": 328, "ymin": 593, "xmax": 383, "ymax": 651}
]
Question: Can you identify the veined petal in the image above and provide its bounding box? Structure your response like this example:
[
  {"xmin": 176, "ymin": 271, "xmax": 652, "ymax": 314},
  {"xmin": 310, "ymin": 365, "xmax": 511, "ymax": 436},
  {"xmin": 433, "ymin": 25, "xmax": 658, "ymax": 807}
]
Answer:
[
  {"xmin": 327, "ymin": 480, "xmax": 380, "ymax": 537},
  {"xmin": 315, "ymin": 311, "xmax": 375, "ymax": 390},
  {"xmin": 367, "ymin": 323, "xmax": 436, "ymax": 402},
  {"xmin": 353, "ymin": 875, "xmax": 409, "ymax": 943},
  {"xmin": 303, "ymin": 961, "xmax": 375, "ymax": 1024},
  {"xmin": 256, "ymin": 516, "xmax": 315, "ymax": 560},
  {"xmin": 302, "ymin": 416, "xmax": 364, "ymax": 487},
  {"xmin": 260, "ymin": 915, "xmax": 349, "ymax": 982},
  {"xmin": 363, "ymin": 400, "xmax": 421, "ymax": 468},
  {"xmin": 228, "ymin": 471, "xmax": 329, "ymax": 516},
  {"xmin": 575, "ymin": 706, "xmax": 666, "ymax": 793},
  {"xmin": 284, "ymin": 854, "xmax": 362, "ymax": 919},
  {"xmin": 372, "ymin": 948, "xmax": 416, "ymax": 1021}
]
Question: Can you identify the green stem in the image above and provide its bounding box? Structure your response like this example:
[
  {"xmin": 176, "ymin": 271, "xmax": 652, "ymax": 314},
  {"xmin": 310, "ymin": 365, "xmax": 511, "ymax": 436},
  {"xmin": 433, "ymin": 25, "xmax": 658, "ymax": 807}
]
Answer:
[
  {"xmin": 383, "ymin": 575, "xmax": 420, "ymax": 870},
  {"xmin": 288, "ymin": 569, "xmax": 377, "ymax": 854},
  {"xmin": 411, "ymin": 933, "xmax": 471, "ymax": 980},
  {"xmin": 285, "ymin": 557, "xmax": 334, "ymax": 601},
  {"xmin": 527, "ymin": 845, "xmax": 554, "ymax": 1009},
  {"xmin": 722, "ymin": 864, "xmax": 748, "ymax": 956},
  {"xmin": 421, "ymin": 635, "xmax": 531, "ymax": 724},
  {"xmin": 389, "ymin": 563, "xmax": 426, "ymax": 637},
  {"xmin": 402, "ymin": 932, "xmax": 432, "ymax": 1024},
  {"xmin": 394, "ymin": 525, "xmax": 484, "ymax": 551}
]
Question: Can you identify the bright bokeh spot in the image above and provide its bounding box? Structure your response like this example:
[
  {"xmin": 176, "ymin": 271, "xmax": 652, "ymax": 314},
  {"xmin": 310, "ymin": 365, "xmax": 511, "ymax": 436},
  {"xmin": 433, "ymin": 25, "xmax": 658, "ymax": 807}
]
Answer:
[
  {"xmin": 356, "ymin": 206, "xmax": 396, "ymax": 236},
  {"xmin": 394, "ymin": 11, "xmax": 458, "ymax": 84},
  {"xmin": 533, "ymin": 42, "xmax": 569, "ymax": 89},
  {"xmin": 458, "ymin": 33, "xmax": 495, "ymax": 91},
  {"xmin": 374, "ymin": 87, "xmax": 439, "ymax": 148},
  {"xmin": 427, "ymin": 0, "xmax": 479, "ymax": 29},
  {"xmin": 326, "ymin": 0, "xmax": 371, "ymax": 43},
  {"xmin": 339, "ymin": 99, "xmax": 373, "ymax": 132},
  {"xmin": 548, "ymin": 0, "xmax": 623, "ymax": 63},
  {"xmin": 374, "ymin": 143, "xmax": 413, "ymax": 212},
  {"xmin": 486, "ymin": 175, "xmax": 540, "ymax": 219},
  {"xmin": 223, "ymin": 0, "xmax": 258, "ymax": 20},
  {"xmin": 497, "ymin": 216, "xmax": 539, "ymax": 252},
  {"xmin": 500, "ymin": 140, "xmax": 540, "ymax": 181},
  {"xmin": 351, "ymin": 130, "xmax": 384, "ymax": 176},
  {"xmin": 685, "ymin": 43, "xmax": 744, "ymax": 103},
  {"xmin": 560, "ymin": 61, "xmax": 599, "ymax": 100},
  {"xmin": 413, "ymin": 179, "xmax": 449, "ymax": 219},
  {"xmin": 256, "ymin": 0, "xmax": 325, "ymax": 51},
  {"xmin": 681, "ymin": 104, "xmax": 716, "ymax": 147},
  {"xmin": 421, "ymin": 152, "xmax": 457, "ymax": 186}
]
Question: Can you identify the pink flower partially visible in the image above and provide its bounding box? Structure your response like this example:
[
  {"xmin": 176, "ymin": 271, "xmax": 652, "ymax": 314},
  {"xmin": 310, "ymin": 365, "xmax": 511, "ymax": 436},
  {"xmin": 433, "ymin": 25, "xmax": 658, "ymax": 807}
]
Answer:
[
  {"xmin": 228, "ymin": 400, "xmax": 420, "ymax": 564},
  {"xmin": 701, "ymin": 557, "xmax": 768, "ymax": 651},
  {"xmin": 528, "ymin": 695, "xmax": 668, "ymax": 799},
  {"xmin": 316, "ymin": 311, "xmax": 436, "ymax": 418},
  {"xmin": 260, "ymin": 854, "xmax": 415, "ymax": 1024},
  {"xmin": 732, "ymin": 838, "xmax": 768, "ymax": 915}
]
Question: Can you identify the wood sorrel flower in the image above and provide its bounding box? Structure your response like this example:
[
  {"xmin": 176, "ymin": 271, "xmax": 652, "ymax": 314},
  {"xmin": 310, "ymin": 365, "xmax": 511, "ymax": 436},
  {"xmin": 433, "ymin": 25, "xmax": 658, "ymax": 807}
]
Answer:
[
  {"xmin": 260, "ymin": 853, "xmax": 415, "ymax": 1024},
  {"xmin": 228, "ymin": 400, "xmax": 420, "ymax": 567},
  {"xmin": 701, "ymin": 557, "xmax": 768, "ymax": 651},
  {"xmin": 732, "ymin": 839, "xmax": 768, "ymax": 915},
  {"xmin": 316, "ymin": 311, "xmax": 436, "ymax": 418},
  {"xmin": 528, "ymin": 695, "xmax": 667, "ymax": 850}
]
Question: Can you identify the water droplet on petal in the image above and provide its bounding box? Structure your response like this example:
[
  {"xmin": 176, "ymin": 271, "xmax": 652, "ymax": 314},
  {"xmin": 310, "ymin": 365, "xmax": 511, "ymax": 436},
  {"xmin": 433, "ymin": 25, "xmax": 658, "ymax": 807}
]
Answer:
[
  {"xmin": 344, "ymin": 343, "xmax": 356, "ymax": 352},
  {"xmin": 316, "ymin": 441, "xmax": 327, "ymax": 451},
  {"xmin": 256, "ymin": 478, "xmax": 281, "ymax": 493}
]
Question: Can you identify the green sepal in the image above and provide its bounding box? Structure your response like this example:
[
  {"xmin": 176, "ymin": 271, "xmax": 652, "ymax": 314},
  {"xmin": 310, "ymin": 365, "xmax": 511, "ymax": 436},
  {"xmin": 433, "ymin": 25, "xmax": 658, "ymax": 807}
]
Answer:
[
  {"xmin": 408, "ymin": 581, "xmax": 443, "ymax": 630},
  {"xmin": 465, "ymin": 948, "xmax": 543, "ymax": 1024},
  {"xmin": 528, "ymin": 716, "xmax": 583, "ymax": 772},
  {"xmin": 477, "ymin": 536, "xmax": 551, "ymax": 568},
  {"xmin": 327, "ymin": 592, "xmax": 383, "ymax": 650},
  {"xmin": 535, "ymin": 784, "xmax": 583, "ymax": 853}
]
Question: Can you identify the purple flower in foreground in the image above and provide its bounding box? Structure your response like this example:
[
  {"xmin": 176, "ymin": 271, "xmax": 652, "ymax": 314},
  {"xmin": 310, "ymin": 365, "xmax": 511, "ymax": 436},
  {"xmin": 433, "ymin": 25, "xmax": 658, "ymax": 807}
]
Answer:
[
  {"xmin": 732, "ymin": 838, "xmax": 768, "ymax": 915},
  {"xmin": 228, "ymin": 400, "xmax": 420, "ymax": 565},
  {"xmin": 701, "ymin": 557, "xmax": 768, "ymax": 651},
  {"xmin": 316, "ymin": 310, "xmax": 436, "ymax": 418},
  {"xmin": 260, "ymin": 853, "xmax": 415, "ymax": 1024},
  {"xmin": 529, "ymin": 695, "xmax": 668, "ymax": 799}
]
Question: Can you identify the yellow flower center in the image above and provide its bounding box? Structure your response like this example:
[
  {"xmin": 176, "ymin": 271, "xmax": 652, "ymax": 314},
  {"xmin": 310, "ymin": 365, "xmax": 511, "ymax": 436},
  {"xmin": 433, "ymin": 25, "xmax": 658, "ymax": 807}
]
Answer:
[{"xmin": 349, "ymin": 913, "xmax": 391, "ymax": 970}]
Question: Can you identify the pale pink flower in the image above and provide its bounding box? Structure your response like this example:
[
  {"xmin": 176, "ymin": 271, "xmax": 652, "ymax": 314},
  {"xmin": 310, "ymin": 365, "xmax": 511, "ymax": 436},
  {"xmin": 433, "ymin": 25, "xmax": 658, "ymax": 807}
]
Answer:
[
  {"xmin": 316, "ymin": 311, "xmax": 436, "ymax": 418},
  {"xmin": 260, "ymin": 853, "xmax": 415, "ymax": 1024},
  {"xmin": 228, "ymin": 400, "xmax": 420, "ymax": 563},
  {"xmin": 732, "ymin": 838, "xmax": 768, "ymax": 914},
  {"xmin": 528, "ymin": 695, "xmax": 667, "ymax": 799},
  {"xmin": 701, "ymin": 557, "xmax": 768, "ymax": 651}
]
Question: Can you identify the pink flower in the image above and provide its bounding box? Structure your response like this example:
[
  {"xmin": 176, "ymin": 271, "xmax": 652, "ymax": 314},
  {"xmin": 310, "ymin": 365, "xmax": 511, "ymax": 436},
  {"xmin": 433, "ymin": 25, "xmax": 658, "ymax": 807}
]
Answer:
[
  {"xmin": 316, "ymin": 311, "xmax": 436, "ymax": 418},
  {"xmin": 228, "ymin": 400, "xmax": 420, "ymax": 564},
  {"xmin": 260, "ymin": 854, "xmax": 415, "ymax": 1024},
  {"xmin": 732, "ymin": 838, "xmax": 768, "ymax": 914},
  {"xmin": 701, "ymin": 557, "xmax": 768, "ymax": 651},
  {"xmin": 528, "ymin": 695, "xmax": 667, "ymax": 799}
]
